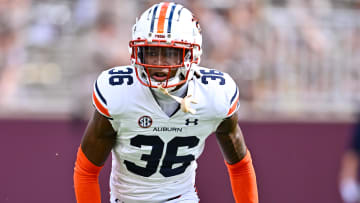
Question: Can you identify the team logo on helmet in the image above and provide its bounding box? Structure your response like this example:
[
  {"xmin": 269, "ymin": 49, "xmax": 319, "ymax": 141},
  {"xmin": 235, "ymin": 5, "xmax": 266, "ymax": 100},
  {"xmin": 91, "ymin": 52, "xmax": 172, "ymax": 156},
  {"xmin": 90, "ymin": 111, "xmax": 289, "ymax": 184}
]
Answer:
[
  {"xmin": 192, "ymin": 15, "xmax": 202, "ymax": 34},
  {"xmin": 138, "ymin": 116, "xmax": 153, "ymax": 128}
]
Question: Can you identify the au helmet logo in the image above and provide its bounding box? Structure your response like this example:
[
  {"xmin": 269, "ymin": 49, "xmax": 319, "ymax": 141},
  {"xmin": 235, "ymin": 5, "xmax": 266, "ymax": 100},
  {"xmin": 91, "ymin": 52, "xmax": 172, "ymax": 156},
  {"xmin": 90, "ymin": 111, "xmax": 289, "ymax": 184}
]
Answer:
[
  {"xmin": 138, "ymin": 116, "xmax": 153, "ymax": 128},
  {"xmin": 192, "ymin": 15, "xmax": 202, "ymax": 34}
]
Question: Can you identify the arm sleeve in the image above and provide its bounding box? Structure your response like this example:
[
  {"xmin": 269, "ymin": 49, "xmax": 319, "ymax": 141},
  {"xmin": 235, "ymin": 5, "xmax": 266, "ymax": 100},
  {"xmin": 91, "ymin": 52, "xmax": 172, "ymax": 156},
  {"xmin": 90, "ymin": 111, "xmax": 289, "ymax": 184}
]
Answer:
[
  {"xmin": 225, "ymin": 149, "xmax": 258, "ymax": 203},
  {"xmin": 74, "ymin": 146, "xmax": 103, "ymax": 203}
]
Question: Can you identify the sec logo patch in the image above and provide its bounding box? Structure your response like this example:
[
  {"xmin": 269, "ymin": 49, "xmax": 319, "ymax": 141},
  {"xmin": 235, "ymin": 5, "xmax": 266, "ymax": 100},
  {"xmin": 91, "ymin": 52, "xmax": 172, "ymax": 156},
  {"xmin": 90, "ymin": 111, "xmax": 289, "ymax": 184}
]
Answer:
[{"xmin": 138, "ymin": 116, "xmax": 153, "ymax": 128}]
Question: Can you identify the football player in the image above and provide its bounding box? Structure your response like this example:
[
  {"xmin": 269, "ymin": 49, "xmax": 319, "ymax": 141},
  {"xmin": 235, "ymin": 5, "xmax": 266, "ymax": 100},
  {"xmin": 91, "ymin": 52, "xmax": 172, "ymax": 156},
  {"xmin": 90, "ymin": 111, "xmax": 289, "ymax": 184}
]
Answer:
[{"xmin": 74, "ymin": 2, "xmax": 258, "ymax": 203}]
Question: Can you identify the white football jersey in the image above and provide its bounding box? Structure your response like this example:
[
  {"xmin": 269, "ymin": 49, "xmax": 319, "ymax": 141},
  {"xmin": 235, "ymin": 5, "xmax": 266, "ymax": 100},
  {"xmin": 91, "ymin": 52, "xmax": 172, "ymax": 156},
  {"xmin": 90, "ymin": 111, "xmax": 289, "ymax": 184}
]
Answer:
[{"xmin": 92, "ymin": 65, "xmax": 240, "ymax": 203}]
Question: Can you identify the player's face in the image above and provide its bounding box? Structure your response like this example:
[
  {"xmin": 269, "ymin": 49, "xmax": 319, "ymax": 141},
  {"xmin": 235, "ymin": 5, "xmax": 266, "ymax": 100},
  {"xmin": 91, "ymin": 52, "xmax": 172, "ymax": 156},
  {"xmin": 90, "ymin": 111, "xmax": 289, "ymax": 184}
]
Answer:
[{"xmin": 143, "ymin": 46, "xmax": 183, "ymax": 82}]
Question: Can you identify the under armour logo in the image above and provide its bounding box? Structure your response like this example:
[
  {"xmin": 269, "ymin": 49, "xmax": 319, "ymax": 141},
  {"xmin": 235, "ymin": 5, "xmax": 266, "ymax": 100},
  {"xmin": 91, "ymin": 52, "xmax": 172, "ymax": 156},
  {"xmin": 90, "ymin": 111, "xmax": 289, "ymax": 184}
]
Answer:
[{"xmin": 185, "ymin": 118, "xmax": 198, "ymax": 126}]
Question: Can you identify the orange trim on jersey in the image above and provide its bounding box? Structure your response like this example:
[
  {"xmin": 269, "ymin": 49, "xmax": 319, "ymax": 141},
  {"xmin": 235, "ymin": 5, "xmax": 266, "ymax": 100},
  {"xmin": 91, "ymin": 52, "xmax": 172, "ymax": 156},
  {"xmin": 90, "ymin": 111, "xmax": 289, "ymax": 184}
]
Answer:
[
  {"xmin": 227, "ymin": 94, "xmax": 239, "ymax": 116},
  {"xmin": 92, "ymin": 91, "xmax": 111, "ymax": 117},
  {"xmin": 157, "ymin": 2, "xmax": 170, "ymax": 33}
]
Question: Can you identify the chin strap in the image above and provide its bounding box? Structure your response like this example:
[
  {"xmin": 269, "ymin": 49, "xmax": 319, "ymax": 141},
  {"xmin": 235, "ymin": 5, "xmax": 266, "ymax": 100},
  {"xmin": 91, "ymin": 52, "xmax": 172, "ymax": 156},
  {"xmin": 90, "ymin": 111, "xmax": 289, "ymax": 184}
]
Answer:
[{"xmin": 158, "ymin": 85, "xmax": 198, "ymax": 114}]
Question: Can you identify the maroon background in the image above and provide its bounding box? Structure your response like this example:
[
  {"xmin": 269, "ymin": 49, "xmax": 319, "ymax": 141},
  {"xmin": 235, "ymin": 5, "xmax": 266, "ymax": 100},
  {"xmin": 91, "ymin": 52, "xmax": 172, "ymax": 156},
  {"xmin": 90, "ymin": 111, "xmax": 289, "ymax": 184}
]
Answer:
[{"xmin": 0, "ymin": 119, "xmax": 353, "ymax": 203}]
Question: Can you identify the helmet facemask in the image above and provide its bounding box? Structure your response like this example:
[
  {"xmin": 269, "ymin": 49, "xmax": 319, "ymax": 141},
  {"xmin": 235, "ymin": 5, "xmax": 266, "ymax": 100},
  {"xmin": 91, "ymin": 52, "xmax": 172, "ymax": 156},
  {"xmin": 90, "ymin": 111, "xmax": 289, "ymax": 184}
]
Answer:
[{"xmin": 130, "ymin": 39, "xmax": 199, "ymax": 90}]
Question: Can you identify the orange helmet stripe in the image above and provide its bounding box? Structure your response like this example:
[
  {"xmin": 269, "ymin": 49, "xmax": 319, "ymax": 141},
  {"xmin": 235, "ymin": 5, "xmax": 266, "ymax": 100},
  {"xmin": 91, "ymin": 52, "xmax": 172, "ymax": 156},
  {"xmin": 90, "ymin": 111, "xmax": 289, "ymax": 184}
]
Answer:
[{"xmin": 157, "ymin": 2, "xmax": 170, "ymax": 33}]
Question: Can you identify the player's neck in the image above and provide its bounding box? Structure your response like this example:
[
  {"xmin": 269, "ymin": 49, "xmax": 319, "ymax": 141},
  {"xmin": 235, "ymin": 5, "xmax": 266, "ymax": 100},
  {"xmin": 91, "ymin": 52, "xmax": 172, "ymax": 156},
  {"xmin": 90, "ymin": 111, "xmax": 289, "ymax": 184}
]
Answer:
[{"xmin": 150, "ymin": 83, "xmax": 188, "ymax": 116}]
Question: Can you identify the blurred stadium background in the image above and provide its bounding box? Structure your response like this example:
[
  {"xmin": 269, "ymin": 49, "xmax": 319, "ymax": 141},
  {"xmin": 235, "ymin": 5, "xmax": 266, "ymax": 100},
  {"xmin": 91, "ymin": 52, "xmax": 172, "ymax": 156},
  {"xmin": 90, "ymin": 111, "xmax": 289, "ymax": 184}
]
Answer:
[{"xmin": 1, "ymin": 0, "xmax": 360, "ymax": 202}]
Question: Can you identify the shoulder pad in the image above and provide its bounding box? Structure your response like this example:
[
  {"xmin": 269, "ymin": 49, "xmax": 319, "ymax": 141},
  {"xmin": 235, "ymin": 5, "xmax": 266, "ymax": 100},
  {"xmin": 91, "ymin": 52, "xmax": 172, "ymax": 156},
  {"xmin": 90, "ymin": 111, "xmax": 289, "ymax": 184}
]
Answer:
[
  {"xmin": 92, "ymin": 66, "xmax": 135, "ymax": 119},
  {"xmin": 195, "ymin": 67, "xmax": 240, "ymax": 119}
]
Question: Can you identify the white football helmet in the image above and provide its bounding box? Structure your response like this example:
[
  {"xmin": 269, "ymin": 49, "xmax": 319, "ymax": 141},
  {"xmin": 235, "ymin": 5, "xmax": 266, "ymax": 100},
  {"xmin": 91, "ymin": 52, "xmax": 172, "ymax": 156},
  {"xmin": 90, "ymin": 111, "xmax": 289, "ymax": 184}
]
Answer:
[{"xmin": 129, "ymin": 2, "xmax": 202, "ymax": 90}]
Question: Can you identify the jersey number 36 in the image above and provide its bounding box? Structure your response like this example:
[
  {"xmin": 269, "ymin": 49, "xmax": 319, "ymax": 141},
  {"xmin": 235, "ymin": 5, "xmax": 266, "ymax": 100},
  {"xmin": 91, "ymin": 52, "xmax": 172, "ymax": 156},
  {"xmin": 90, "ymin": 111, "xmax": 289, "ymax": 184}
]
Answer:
[{"xmin": 124, "ymin": 135, "xmax": 200, "ymax": 177}]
